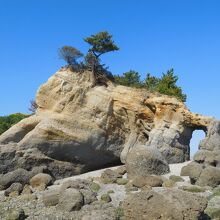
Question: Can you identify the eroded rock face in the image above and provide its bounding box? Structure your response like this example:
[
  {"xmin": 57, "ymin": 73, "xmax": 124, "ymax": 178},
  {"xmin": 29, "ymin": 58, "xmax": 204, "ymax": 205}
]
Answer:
[
  {"xmin": 0, "ymin": 68, "xmax": 215, "ymax": 178},
  {"xmin": 181, "ymin": 121, "xmax": 220, "ymax": 187}
]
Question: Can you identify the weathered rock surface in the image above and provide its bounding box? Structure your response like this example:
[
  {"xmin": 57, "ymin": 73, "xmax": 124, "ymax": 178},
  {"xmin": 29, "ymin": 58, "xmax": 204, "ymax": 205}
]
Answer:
[
  {"xmin": 30, "ymin": 173, "xmax": 53, "ymax": 190},
  {"xmin": 123, "ymin": 189, "xmax": 208, "ymax": 220},
  {"xmin": 0, "ymin": 68, "xmax": 216, "ymax": 178},
  {"xmin": 57, "ymin": 188, "xmax": 84, "ymax": 211},
  {"xmin": 131, "ymin": 175, "xmax": 163, "ymax": 188},
  {"xmin": 181, "ymin": 121, "xmax": 220, "ymax": 187},
  {"xmin": 126, "ymin": 145, "xmax": 169, "ymax": 178}
]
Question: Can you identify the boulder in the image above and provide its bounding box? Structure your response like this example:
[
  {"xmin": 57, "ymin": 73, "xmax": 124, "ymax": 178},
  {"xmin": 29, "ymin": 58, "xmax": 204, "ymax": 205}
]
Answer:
[
  {"xmin": 57, "ymin": 188, "xmax": 84, "ymax": 212},
  {"xmin": 180, "ymin": 161, "xmax": 203, "ymax": 184},
  {"xmin": 42, "ymin": 189, "xmax": 60, "ymax": 207},
  {"xmin": 60, "ymin": 179, "xmax": 92, "ymax": 191},
  {"xmin": 0, "ymin": 68, "xmax": 214, "ymax": 178},
  {"xmin": 123, "ymin": 189, "xmax": 208, "ymax": 220},
  {"xmin": 80, "ymin": 189, "xmax": 97, "ymax": 205},
  {"xmin": 29, "ymin": 173, "xmax": 53, "ymax": 190},
  {"xmin": 196, "ymin": 166, "xmax": 220, "ymax": 187},
  {"xmin": 126, "ymin": 145, "xmax": 169, "ymax": 179},
  {"xmin": 4, "ymin": 182, "xmax": 23, "ymax": 197},
  {"xmin": 0, "ymin": 168, "xmax": 30, "ymax": 190},
  {"xmin": 131, "ymin": 175, "xmax": 163, "ymax": 188},
  {"xmin": 100, "ymin": 169, "xmax": 122, "ymax": 184},
  {"xmin": 199, "ymin": 120, "xmax": 220, "ymax": 151}
]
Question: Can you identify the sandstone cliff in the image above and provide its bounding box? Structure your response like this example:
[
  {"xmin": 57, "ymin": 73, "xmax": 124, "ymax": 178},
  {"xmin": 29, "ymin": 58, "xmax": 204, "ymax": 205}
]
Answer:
[{"xmin": 0, "ymin": 68, "xmax": 214, "ymax": 178}]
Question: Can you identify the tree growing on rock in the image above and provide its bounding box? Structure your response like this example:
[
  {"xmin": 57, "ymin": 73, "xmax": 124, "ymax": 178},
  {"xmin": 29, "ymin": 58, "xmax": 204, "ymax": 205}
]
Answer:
[
  {"xmin": 114, "ymin": 70, "xmax": 142, "ymax": 87},
  {"xmin": 59, "ymin": 46, "xmax": 83, "ymax": 70},
  {"xmin": 84, "ymin": 31, "xmax": 119, "ymax": 85}
]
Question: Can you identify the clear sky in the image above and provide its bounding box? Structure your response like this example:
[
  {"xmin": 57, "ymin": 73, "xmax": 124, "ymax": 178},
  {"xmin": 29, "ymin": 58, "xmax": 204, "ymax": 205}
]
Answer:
[{"xmin": 0, "ymin": 0, "xmax": 219, "ymax": 154}]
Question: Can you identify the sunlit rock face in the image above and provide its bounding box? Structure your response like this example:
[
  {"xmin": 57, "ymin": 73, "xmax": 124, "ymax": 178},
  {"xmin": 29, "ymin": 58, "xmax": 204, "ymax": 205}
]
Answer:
[{"xmin": 0, "ymin": 68, "xmax": 214, "ymax": 178}]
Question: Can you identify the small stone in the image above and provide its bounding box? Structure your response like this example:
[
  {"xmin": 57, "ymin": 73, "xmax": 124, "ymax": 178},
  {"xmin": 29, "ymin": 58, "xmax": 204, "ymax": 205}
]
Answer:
[
  {"xmin": 57, "ymin": 188, "xmax": 84, "ymax": 211},
  {"xmin": 89, "ymin": 182, "xmax": 101, "ymax": 192},
  {"xmin": 116, "ymin": 178, "xmax": 128, "ymax": 185},
  {"xmin": 6, "ymin": 208, "xmax": 26, "ymax": 220},
  {"xmin": 169, "ymin": 175, "xmax": 184, "ymax": 182},
  {"xmin": 101, "ymin": 169, "xmax": 122, "ymax": 184},
  {"xmin": 162, "ymin": 180, "xmax": 176, "ymax": 188},
  {"xmin": 21, "ymin": 184, "xmax": 33, "ymax": 195},
  {"xmin": 80, "ymin": 189, "xmax": 97, "ymax": 205},
  {"xmin": 42, "ymin": 190, "xmax": 60, "ymax": 207},
  {"xmin": 107, "ymin": 190, "xmax": 114, "ymax": 194},
  {"xmin": 30, "ymin": 173, "xmax": 53, "ymax": 190},
  {"xmin": 131, "ymin": 175, "xmax": 163, "ymax": 188},
  {"xmin": 4, "ymin": 182, "xmax": 23, "ymax": 197},
  {"xmin": 101, "ymin": 194, "xmax": 112, "ymax": 203},
  {"xmin": 114, "ymin": 166, "xmax": 126, "ymax": 175}
]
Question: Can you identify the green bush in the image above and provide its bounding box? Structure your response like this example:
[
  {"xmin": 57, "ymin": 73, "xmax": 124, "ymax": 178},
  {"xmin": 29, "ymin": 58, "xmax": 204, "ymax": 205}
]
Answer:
[
  {"xmin": 114, "ymin": 69, "xmax": 186, "ymax": 102},
  {"xmin": 0, "ymin": 113, "xmax": 29, "ymax": 135}
]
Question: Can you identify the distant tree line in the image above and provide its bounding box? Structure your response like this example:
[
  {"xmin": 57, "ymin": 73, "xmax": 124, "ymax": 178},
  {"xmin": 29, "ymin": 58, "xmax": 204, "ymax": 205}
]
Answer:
[
  {"xmin": 58, "ymin": 31, "xmax": 186, "ymax": 102},
  {"xmin": 0, "ymin": 113, "xmax": 29, "ymax": 135}
]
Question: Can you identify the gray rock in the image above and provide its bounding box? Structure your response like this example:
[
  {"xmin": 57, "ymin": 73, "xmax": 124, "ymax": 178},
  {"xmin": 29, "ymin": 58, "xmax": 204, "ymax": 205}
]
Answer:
[
  {"xmin": 0, "ymin": 168, "xmax": 30, "ymax": 190},
  {"xmin": 181, "ymin": 161, "xmax": 203, "ymax": 184},
  {"xmin": 57, "ymin": 188, "xmax": 84, "ymax": 212},
  {"xmin": 60, "ymin": 179, "xmax": 92, "ymax": 191},
  {"xmin": 6, "ymin": 208, "xmax": 26, "ymax": 220},
  {"xmin": 131, "ymin": 175, "xmax": 163, "ymax": 188},
  {"xmin": 4, "ymin": 182, "xmax": 23, "ymax": 197},
  {"xmin": 101, "ymin": 169, "xmax": 122, "ymax": 184},
  {"xmin": 126, "ymin": 145, "xmax": 169, "ymax": 179},
  {"xmin": 80, "ymin": 189, "xmax": 97, "ymax": 205},
  {"xmin": 42, "ymin": 190, "xmax": 60, "ymax": 207},
  {"xmin": 196, "ymin": 166, "xmax": 220, "ymax": 187},
  {"xmin": 123, "ymin": 189, "xmax": 208, "ymax": 220},
  {"xmin": 199, "ymin": 120, "xmax": 220, "ymax": 151}
]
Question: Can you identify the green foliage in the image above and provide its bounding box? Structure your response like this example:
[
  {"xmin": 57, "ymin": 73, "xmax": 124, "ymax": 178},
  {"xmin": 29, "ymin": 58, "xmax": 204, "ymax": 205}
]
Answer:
[
  {"xmin": 84, "ymin": 31, "xmax": 119, "ymax": 58},
  {"xmin": 0, "ymin": 113, "xmax": 29, "ymax": 135},
  {"xmin": 59, "ymin": 46, "xmax": 83, "ymax": 67},
  {"xmin": 153, "ymin": 69, "xmax": 187, "ymax": 102},
  {"xmin": 114, "ymin": 68, "xmax": 187, "ymax": 102},
  {"xmin": 114, "ymin": 70, "xmax": 141, "ymax": 87}
]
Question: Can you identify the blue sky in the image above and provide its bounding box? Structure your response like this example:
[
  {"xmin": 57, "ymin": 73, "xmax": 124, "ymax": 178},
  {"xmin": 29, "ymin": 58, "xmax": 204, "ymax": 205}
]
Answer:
[{"xmin": 0, "ymin": 0, "xmax": 219, "ymax": 154}]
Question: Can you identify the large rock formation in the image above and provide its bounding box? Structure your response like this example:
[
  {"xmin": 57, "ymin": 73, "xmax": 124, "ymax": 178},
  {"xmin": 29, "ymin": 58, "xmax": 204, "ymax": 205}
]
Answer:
[
  {"xmin": 181, "ymin": 120, "xmax": 220, "ymax": 187},
  {"xmin": 0, "ymin": 68, "xmax": 215, "ymax": 178}
]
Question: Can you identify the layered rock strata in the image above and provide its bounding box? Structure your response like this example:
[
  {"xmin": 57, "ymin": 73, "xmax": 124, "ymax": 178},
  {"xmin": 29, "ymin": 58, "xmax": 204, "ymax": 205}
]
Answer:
[{"xmin": 0, "ymin": 68, "xmax": 215, "ymax": 178}]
